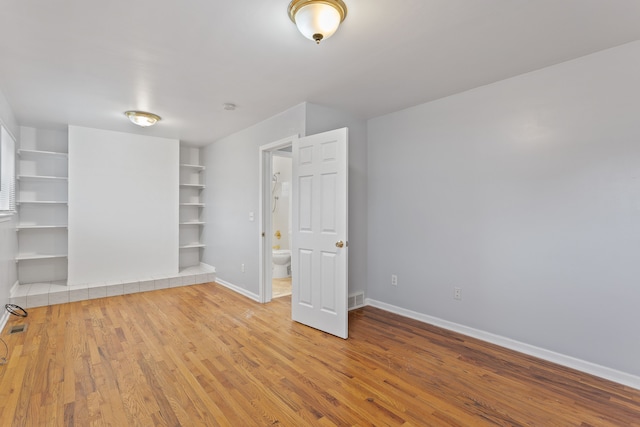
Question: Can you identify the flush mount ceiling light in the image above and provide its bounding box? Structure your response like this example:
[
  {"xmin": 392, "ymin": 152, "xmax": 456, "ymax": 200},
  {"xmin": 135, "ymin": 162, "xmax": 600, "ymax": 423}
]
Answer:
[
  {"xmin": 124, "ymin": 110, "xmax": 161, "ymax": 127},
  {"xmin": 288, "ymin": 0, "xmax": 347, "ymax": 44}
]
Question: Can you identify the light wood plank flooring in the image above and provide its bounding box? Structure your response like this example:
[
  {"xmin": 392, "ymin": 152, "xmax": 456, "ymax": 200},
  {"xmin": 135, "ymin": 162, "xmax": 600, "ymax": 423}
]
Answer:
[{"xmin": 0, "ymin": 282, "xmax": 638, "ymax": 426}]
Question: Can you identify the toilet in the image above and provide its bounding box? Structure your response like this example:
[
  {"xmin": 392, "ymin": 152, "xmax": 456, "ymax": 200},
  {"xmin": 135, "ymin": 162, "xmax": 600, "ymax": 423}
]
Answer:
[{"xmin": 272, "ymin": 249, "xmax": 291, "ymax": 278}]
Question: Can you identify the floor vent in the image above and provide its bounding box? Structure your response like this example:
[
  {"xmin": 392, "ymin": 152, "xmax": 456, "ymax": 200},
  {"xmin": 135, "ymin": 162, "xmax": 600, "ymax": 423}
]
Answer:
[
  {"xmin": 9, "ymin": 324, "xmax": 27, "ymax": 334},
  {"xmin": 348, "ymin": 292, "xmax": 365, "ymax": 310}
]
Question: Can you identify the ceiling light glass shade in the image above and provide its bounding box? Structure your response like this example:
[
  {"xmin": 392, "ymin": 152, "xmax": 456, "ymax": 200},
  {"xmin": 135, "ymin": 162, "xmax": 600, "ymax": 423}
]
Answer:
[
  {"xmin": 124, "ymin": 110, "xmax": 161, "ymax": 127},
  {"xmin": 288, "ymin": 0, "xmax": 347, "ymax": 44}
]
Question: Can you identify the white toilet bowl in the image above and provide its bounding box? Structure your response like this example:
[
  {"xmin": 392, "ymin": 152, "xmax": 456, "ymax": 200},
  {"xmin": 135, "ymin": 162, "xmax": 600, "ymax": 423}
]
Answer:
[{"xmin": 272, "ymin": 249, "xmax": 291, "ymax": 278}]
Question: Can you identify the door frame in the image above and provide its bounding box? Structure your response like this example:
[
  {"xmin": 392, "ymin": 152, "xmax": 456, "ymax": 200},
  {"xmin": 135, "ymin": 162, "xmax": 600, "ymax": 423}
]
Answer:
[{"xmin": 258, "ymin": 135, "xmax": 298, "ymax": 304}]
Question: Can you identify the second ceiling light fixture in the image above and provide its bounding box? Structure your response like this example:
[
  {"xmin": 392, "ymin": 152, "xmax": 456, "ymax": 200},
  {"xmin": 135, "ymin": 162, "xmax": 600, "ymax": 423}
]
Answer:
[{"xmin": 288, "ymin": 0, "xmax": 348, "ymax": 44}]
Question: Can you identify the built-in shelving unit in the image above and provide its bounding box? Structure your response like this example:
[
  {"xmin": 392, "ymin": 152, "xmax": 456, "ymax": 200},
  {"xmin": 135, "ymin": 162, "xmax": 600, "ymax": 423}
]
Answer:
[
  {"xmin": 15, "ymin": 128, "xmax": 69, "ymax": 285},
  {"xmin": 179, "ymin": 146, "xmax": 205, "ymax": 269}
]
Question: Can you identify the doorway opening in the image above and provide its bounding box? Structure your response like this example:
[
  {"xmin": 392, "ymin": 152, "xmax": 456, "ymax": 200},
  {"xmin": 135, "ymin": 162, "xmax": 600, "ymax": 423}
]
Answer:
[
  {"xmin": 259, "ymin": 135, "xmax": 297, "ymax": 304},
  {"xmin": 271, "ymin": 152, "xmax": 292, "ymax": 298}
]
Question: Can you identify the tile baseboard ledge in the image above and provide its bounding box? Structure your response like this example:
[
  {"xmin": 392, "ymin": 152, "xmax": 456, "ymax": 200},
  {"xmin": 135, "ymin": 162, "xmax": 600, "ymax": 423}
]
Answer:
[{"xmin": 9, "ymin": 264, "xmax": 216, "ymax": 310}]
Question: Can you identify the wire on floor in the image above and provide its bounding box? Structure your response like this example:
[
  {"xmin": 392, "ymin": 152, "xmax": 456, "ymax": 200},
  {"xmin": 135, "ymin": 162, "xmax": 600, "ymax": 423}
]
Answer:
[{"xmin": 0, "ymin": 303, "xmax": 29, "ymax": 366}]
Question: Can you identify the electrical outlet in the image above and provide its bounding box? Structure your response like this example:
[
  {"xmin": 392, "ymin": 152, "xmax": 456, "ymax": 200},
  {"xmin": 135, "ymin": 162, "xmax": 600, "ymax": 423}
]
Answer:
[
  {"xmin": 241, "ymin": 264, "xmax": 245, "ymax": 273},
  {"xmin": 454, "ymin": 287, "xmax": 462, "ymax": 300},
  {"xmin": 391, "ymin": 274, "xmax": 398, "ymax": 286}
]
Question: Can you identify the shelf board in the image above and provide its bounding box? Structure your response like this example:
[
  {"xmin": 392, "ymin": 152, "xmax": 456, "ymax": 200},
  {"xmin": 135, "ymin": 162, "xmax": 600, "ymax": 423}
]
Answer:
[
  {"xmin": 17, "ymin": 175, "xmax": 68, "ymax": 181},
  {"xmin": 16, "ymin": 225, "xmax": 68, "ymax": 230},
  {"xmin": 17, "ymin": 200, "xmax": 68, "ymax": 205},
  {"xmin": 18, "ymin": 149, "xmax": 68, "ymax": 158},
  {"xmin": 180, "ymin": 183, "xmax": 205, "ymax": 189},
  {"xmin": 179, "ymin": 243, "xmax": 206, "ymax": 249},
  {"xmin": 179, "ymin": 222, "xmax": 205, "ymax": 226},
  {"xmin": 180, "ymin": 164, "xmax": 205, "ymax": 171},
  {"xmin": 15, "ymin": 253, "xmax": 68, "ymax": 261},
  {"xmin": 180, "ymin": 203, "xmax": 205, "ymax": 207}
]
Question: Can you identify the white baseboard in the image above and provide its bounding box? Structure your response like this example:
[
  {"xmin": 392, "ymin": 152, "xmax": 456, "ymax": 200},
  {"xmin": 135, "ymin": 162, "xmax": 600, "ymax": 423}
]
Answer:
[
  {"xmin": 366, "ymin": 298, "xmax": 640, "ymax": 391},
  {"xmin": 215, "ymin": 278, "xmax": 260, "ymax": 303}
]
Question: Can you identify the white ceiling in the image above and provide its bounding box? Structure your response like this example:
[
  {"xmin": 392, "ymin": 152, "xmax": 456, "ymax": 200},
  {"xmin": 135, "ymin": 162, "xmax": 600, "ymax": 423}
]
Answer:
[{"xmin": 1, "ymin": 0, "xmax": 640, "ymax": 147}]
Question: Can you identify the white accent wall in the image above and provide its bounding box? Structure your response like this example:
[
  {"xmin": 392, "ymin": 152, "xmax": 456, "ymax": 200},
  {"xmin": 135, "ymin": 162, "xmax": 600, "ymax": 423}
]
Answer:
[
  {"xmin": 68, "ymin": 126, "xmax": 179, "ymax": 285},
  {"xmin": 0, "ymin": 87, "xmax": 19, "ymax": 316},
  {"xmin": 367, "ymin": 41, "xmax": 640, "ymax": 377}
]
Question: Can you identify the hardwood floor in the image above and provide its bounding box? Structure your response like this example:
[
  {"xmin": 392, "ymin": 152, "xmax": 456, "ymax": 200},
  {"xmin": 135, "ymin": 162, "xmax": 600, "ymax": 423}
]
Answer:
[{"xmin": 0, "ymin": 282, "xmax": 638, "ymax": 426}]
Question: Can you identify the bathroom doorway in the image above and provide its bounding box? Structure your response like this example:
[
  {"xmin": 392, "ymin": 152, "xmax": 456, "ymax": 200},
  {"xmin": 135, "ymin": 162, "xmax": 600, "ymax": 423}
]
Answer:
[
  {"xmin": 270, "ymin": 152, "xmax": 292, "ymax": 298},
  {"xmin": 258, "ymin": 135, "xmax": 297, "ymax": 304}
]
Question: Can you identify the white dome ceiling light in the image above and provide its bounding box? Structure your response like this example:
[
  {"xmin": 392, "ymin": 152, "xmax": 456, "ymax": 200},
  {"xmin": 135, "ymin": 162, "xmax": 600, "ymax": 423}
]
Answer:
[
  {"xmin": 288, "ymin": 0, "xmax": 347, "ymax": 45},
  {"xmin": 124, "ymin": 111, "xmax": 161, "ymax": 127}
]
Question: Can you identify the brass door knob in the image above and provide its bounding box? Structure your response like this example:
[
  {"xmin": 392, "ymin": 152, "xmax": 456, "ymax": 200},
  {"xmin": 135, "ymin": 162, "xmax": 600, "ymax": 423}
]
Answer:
[{"xmin": 335, "ymin": 240, "xmax": 344, "ymax": 248}]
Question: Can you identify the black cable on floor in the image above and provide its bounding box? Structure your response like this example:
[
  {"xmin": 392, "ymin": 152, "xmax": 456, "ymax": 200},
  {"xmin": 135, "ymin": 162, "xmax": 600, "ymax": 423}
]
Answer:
[
  {"xmin": 5, "ymin": 304, "xmax": 28, "ymax": 318},
  {"xmin": 1, "ymin": 304, "xmax": 29, "ymax": 365}
]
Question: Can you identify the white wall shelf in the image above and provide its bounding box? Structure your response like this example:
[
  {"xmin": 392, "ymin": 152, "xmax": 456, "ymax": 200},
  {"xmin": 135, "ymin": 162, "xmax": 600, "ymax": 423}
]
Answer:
[
  {"xmin": 18, "ymin": 175, "xmax": 68, "ymax": 181},
  {"xmin": 180, "ymin": 163, "xmax": 206, "ymax": 170},
  {"xmin": 179, "ymin": 222, "xmax": 205, "ymax": 225},
  {"xmin": 17, "ymin": 225, "xmax": 68, "ymax": 230},
  {"xmin": 17, "ymin": 200, "xmax": 68, "ymax": 205},
  {"xmin": 16, "ymin": 253, "xmax": 68, "ymax": 261},
  {"xmin": 18, "ymin": 149, "xmax": 68, "ymax": 158},
  {"xmin": 180, "ymin": 203, "xmax": 205, "ymax": 207},
  {"xmin": 179, "ymin": 244, "xmax": 206, "ymax": 249},
  {"xmin": 179, "ymin": 183, "xmax": 205, "ymax": 189}
]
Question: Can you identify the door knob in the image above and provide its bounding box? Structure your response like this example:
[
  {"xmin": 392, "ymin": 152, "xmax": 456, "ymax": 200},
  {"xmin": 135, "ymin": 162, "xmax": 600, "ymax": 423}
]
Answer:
[{"xmin": 336, "ymin": 240, "xmax": 344, "ymax": 248}]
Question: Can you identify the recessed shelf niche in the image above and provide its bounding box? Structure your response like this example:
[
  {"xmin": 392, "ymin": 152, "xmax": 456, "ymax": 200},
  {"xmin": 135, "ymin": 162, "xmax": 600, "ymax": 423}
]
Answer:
[{"xmin": 179, "ymin": 146, "xmax": 206, "ymax": 270}]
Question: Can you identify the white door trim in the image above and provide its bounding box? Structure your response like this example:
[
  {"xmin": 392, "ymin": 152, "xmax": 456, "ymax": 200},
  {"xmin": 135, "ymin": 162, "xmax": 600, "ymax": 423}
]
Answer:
[{"xmin": 258, "ymin": 135, "xmax": 298, "ymax": 304}]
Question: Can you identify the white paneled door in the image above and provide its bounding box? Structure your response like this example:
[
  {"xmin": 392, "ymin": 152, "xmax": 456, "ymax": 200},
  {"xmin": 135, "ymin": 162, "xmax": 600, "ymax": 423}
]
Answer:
[{"xmin": 292, "ymin": 128, "xmax": 349, "ymax": 339}]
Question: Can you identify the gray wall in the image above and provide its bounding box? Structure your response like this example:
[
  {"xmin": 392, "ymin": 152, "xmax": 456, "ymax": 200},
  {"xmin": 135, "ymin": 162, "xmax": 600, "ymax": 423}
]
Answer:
[
  {"xmin": 367, "ymin": 41, "xmax": 640, "ymax": 376},
  {"xmin": 202, "ymin": 102, "xmax": 368, "ymax": 298},
  {"xmin": 0, "ymin": 87, "xmax": 19, "ymax": 311},
  {"xmin": 202, "ymin": 104, "xmax": 306, "ymax": 296},
  {"xmin": 305, "ymin": 103, "xmax": 368, "ymax": 295}
]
